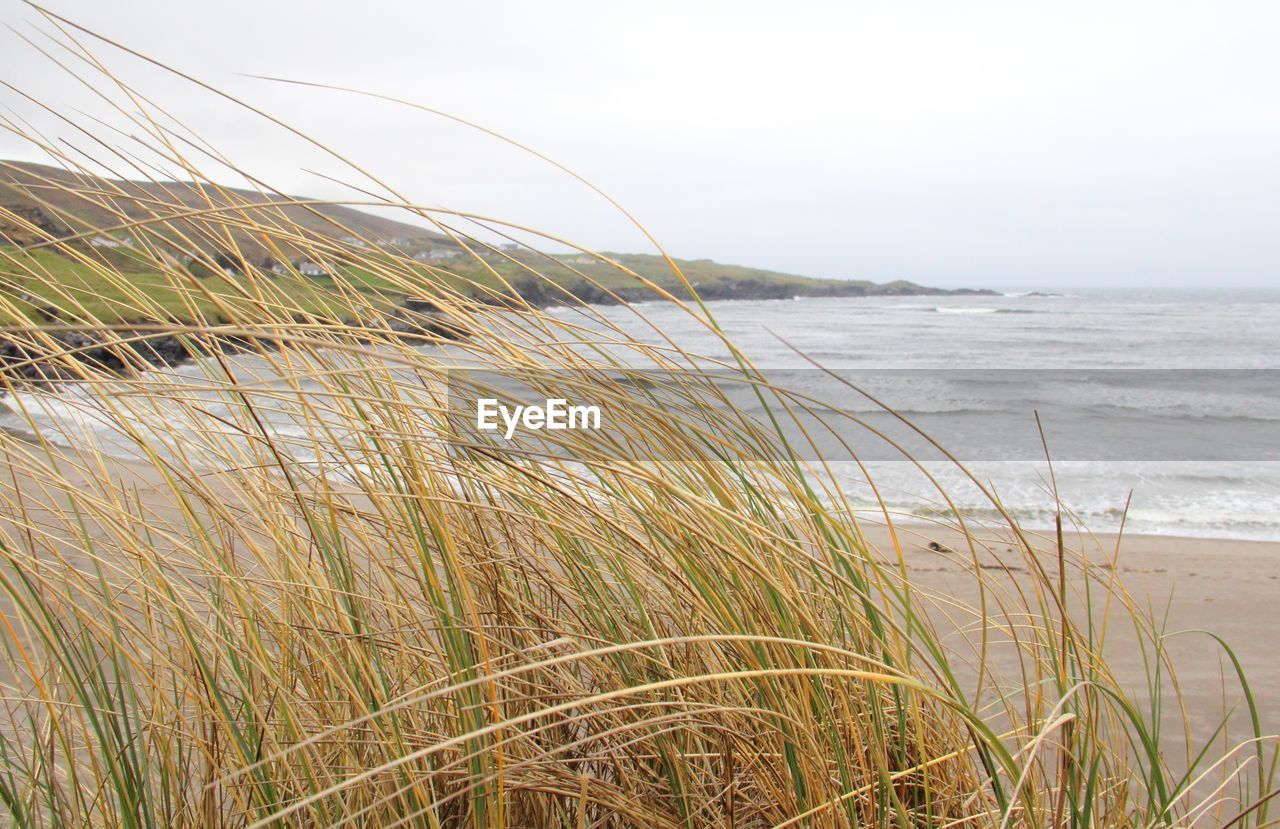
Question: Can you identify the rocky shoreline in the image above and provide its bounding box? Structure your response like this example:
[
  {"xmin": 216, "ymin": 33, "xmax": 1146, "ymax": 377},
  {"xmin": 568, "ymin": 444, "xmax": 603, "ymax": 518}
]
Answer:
[
  {"xmin": 507, "ymin": 274, "xmax": 997, "ymax": 305},
  {"xmin": 2, "ymin": 279, "xmax": 993, "ymax": 386},
  {"xmin": 671, "ymin": 280, "xmax": 996, "ymax": 303},
  {"xmin": 0, "ymin": 306, "xmax": 465, "ymax": 386}
]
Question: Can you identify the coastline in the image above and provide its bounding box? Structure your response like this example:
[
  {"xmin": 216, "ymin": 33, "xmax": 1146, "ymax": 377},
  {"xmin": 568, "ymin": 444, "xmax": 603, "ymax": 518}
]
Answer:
[{"xmin": 0, "ymin": 290, "xmax": 963, "ymax": 385}]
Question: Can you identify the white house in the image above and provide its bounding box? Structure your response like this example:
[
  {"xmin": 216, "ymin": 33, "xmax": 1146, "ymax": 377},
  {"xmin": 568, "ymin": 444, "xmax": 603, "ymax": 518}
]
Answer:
[
  {"xmin": 414, "ymin": 249, "xmax": 462, "ymax": 262},
  {"xmin": 293, "ymin": 260, "xmax": 334, "ymax": 277},
  {"xmin": 89, "ymin": 234, "xmax": 126, "ymax": 248}
]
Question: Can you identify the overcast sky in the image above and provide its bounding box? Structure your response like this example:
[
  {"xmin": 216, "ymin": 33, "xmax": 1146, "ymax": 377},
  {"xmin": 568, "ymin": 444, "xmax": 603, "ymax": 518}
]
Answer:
[{"xmin": 2, "ymin": 1, "xmax": 1278, "ymax": 289}]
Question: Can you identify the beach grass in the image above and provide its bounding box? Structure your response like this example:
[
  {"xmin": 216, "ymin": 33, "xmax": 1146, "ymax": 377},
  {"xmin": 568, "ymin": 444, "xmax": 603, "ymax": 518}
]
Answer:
[{"xmin": 0, "ymin": 13, "xmax": 1276, "ymax": 828}]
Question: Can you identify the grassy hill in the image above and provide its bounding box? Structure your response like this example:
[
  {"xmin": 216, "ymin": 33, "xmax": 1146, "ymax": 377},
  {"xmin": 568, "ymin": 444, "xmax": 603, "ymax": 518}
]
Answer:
[
  {"xmin": 1, "ymin": 160, "xmax": 989, "ymax": 326},
  {"xmin": 0, "ymin": 160, "xmax": 451, "ymax": 254}
]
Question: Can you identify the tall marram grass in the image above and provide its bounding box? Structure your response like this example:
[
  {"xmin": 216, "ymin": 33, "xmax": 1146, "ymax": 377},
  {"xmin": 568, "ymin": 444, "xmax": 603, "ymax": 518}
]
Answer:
[{"xmin": 0, "ymin": 11, "xmax": 1275, "ymax": 827}]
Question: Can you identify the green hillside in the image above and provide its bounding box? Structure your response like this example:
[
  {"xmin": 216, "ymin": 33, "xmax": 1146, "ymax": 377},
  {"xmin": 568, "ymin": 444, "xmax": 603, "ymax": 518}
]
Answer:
[{"xmin": 1, "ymin": 159, "xmax": 989, "ymax": 326}]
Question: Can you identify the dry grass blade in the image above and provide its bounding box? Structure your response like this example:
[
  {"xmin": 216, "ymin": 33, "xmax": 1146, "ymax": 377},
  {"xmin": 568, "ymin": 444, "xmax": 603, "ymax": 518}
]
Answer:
[{"xmin": 0, "ymin": 12, "xmax": 1273, "ymax": 829}]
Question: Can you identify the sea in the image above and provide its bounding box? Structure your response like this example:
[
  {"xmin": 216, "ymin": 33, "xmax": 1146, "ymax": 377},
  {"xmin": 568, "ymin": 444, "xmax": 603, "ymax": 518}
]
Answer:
[
  {"xmin": 3, "ymin": 289, "xmax": 1278, "ymax": 540},
  {"xmin": 546, "ymin": 289, "xmax": 1280, "ymax": 541}
]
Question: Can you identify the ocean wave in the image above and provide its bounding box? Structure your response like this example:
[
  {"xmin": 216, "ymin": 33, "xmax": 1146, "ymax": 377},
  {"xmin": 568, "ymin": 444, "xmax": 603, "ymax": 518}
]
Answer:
[
  {"xmin": 851, "ymin": 492, "xmax": 1280, "ymax": 541},
  {"xmin": 875, "ymin": 305, "xmax": 1039, "ymax": 314},
  {"xmin": 934, "ymin": 307, "xmax": 1038, "ymax": 315},
  {"xmin": 741, "ymin": 401, "xmax": 1009, "ymax": 418}
]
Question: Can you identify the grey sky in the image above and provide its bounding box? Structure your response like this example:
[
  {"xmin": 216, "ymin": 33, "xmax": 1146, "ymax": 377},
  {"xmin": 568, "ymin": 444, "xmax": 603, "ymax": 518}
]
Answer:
[{"xmin": 2, "ymin": 0, "xmax": 1278, "ymax": 289}]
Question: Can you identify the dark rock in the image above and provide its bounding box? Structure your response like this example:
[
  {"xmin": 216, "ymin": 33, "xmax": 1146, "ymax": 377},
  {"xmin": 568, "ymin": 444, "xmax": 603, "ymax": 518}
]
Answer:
[
  {"xmin": 563, "ymin": 279, "xmax": 622, "ymax": 306},
  {"xmin": 132, "ymin": 335, "xmax": 192, "ymax": 367},
  {"xmin": 690, "ymin": 279, "xmax": 793, "ymax": 301},
  {"xmin": 387, "ymin": 303, "xmax": 470, "ymax": 341},
  {"xmin": 1, "ymin": 330, "xmax": 193, "ymax": 386},
  {"xmin": 402, "ymin": 297, "xmax": 444, "ymax": 315},
  {"xmin": 511, "ymin": 276, "xmax": 550, "ymax": 307},
  {"xmin": 0, "ymin": 204, "xmax": 68, "ymax": 245}
]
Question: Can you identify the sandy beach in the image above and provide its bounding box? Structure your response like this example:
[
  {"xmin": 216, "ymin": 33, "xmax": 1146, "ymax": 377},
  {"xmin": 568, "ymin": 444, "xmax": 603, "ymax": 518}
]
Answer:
[{"xmin": 856, "ymin": 519, "xmax": 1280, "ymax": 767}]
